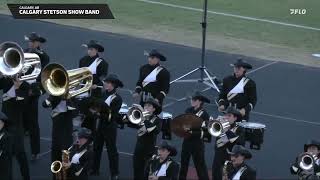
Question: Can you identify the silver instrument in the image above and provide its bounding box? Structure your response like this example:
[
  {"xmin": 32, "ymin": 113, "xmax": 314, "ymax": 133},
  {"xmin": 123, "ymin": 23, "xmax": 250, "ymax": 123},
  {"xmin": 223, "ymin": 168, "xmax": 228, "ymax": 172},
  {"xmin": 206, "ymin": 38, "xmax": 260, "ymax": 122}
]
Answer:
[
  {"xmin": 298, "ymin": 153, "xmax": 318, "ymax": 171},
  {"xmin": 207, "ymin": 116, "xmax": 231, "ymax": 137},
  {"xmin": 0, "ymin": 41, "xmax": 41, "ymax": 81},
  {"xmin": 127, "ymin": 104, "xmax": 151, "ymax": 125}
]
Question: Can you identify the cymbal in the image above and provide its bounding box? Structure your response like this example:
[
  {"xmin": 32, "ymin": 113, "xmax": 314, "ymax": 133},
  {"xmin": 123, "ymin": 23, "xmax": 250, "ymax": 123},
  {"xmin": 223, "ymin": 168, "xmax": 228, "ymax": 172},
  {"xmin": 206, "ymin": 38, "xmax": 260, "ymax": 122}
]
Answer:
[{"xmin": 170, "ymin": 113, "xmax": 203, "ymax": 138}]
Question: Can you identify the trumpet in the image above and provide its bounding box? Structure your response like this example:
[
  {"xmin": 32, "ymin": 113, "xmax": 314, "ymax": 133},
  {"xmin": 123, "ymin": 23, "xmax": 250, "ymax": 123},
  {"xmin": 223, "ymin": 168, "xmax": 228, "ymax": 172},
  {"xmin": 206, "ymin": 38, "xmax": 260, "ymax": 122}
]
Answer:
[
  {"xmin": 298, "ymin": 153, "xmax": 318, "ymax": 171},
  {"xmin": 51, "ymin": 149, "xmax": 70, "ymax": 180},
  {"xmin": 0, "ymin": 41, "xmax": 41, "ymax": 81},
  {"xmin": 127, "ymin": 104, "xmax": 151, "ymax": 125},
  {"xmin": 41, "ymin": 63, "xmax": 93, "ymax": 99},
  {"xmin": 207, "ymin": 116, "xmax": 231, "ymax": 137}
]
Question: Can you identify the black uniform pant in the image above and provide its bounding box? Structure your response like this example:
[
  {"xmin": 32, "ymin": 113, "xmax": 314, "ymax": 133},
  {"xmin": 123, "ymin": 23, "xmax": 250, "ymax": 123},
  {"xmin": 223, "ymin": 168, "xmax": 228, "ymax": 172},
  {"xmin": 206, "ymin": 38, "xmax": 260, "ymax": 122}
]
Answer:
[
  {"xmin": 212, "ymin": 148, "xmax": 229, "ymax": 180},
  {"xmin": 23, "ymin": 96, "xmax": 40, "ymax": 155},
  {"xmin": 92, "ymin": 122, "xmax": 119, "ymax": 176},
  {"xmin": 51, "ymin": 112, "xmax": 73, "ymax": 163},
  {"xmin": 133, "ymin": 139, "xmax": 156, "ymax": 180},
  {"xmin": 3, "ymin": 100, "xmax": 30, "ymax": 180},
  {"xmin": 179, "ymin": 139, "xmax": 209, "ymax": 180},
  {"xmin": 12, "ymin": 133, "xmax": 30, "ymax": 180}
]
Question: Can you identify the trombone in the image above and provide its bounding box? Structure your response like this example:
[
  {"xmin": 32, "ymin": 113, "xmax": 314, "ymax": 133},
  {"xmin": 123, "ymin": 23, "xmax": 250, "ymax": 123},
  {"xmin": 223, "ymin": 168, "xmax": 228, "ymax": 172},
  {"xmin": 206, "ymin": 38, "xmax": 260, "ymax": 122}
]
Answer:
[
  {"xmin": 126, "ymin": 104, "xmax": 151, "ymax": 125},
  {"xmin": 41, "ymin": 63, "xmax": 93, "ymax": 99},
  {"xmin": 0, "ymin": 41, "xmax": 41, "ymax": 81},
  {"xmin": 207, "ymin": 116, "xmax": 231, "ymax": 137}
]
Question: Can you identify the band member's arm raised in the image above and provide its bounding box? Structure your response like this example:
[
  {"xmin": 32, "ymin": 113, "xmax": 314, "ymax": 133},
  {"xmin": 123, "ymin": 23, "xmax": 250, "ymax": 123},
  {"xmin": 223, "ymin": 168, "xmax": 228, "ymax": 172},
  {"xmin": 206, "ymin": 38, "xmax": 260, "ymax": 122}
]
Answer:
[
  {"xmin": 244, "ymin": 81, "xmax": 257, "ymax": 114},
  {"xmin": 155, "ymin": 69, "xmax": 170, "ymax": 102},
  {"xmin": 14, "ymin": 80, "xmax": 30, "ymax": 101},
  {"xmin": 143, "ymin": 117, "xmax": 161, "ymax": 133}
]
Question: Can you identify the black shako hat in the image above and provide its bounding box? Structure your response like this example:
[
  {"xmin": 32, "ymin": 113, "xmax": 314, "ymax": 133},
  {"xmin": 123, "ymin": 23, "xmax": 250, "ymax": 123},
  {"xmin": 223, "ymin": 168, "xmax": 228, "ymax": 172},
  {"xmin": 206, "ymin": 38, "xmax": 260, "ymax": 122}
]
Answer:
[
  {"xmin": 147, "ymin": 49, "xmax": 166, "ymax": 61},
  {"xmin": 231, "ymin": 58, "xmax": 253, "ymax": 69},
  {"xmin": 228, "ymin": 145, "xmax": 252, "ymax": 159},
  {"xmin": 157, "ymin": 141, "xmax": 177, "ymax": 156},
  {"xmin": 77, "ymin": 127, "xmax": 92, "ymax": 139},
  {"xmin": 103, "ymin": 74, "xmax": 124, "ymax": 88},
  {"xmin": 82, "ymin": 40, "xmax": 104, "ymax": 52},
  {"xmin": 0, "ymin": 111, "xmax": 9, "ymax": 124},
  {"xmin": 145, "ymin": 98, "xmax": 162, "ymax": 115},
  {"xmin": 24, "ymin": 32, "xmax": 46, "ymax": 43},
  {"xmin": 304, "ymin": 140, "xmax": 320, "ymax": 152},
  {"xmin": 191, "ymin": 91, "xmax": 210, "ymax": 103},
  {"xmin": 224, "ymin": 106, "xmax": 242, "ymax": 121}
]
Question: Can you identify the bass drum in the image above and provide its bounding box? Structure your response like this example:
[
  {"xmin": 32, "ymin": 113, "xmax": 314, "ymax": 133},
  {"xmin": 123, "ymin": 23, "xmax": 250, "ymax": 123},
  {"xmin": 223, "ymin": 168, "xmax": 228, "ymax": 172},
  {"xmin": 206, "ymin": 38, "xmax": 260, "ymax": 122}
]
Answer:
[
  {"xmin": 238, "ymin": 122, "xmax": 266, "ymax": 150},
  {"xmin": 159, "ymin": 111, "xmax": 172, "ymax": 140}
]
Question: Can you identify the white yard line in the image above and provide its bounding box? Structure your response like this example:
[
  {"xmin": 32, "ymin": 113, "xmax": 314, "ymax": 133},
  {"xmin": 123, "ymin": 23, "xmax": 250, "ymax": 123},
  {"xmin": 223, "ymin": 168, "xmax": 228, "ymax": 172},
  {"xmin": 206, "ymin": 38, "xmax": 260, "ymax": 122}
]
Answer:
[{"xmin": 137, "ymin": 0, "xmax": 320, "ymax": 31}]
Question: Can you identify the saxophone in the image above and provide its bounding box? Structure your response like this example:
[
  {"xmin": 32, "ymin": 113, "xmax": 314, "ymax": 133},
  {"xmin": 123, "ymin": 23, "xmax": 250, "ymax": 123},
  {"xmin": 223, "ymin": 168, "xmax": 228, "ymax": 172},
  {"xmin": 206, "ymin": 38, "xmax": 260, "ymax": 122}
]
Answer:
[
  {"xmin": 51, "ymin": 147, "xmax": 71, "ymax": 180},
  {"xmin": 222, "ymin": 160, "xmax": 231, "ymax": 180}
]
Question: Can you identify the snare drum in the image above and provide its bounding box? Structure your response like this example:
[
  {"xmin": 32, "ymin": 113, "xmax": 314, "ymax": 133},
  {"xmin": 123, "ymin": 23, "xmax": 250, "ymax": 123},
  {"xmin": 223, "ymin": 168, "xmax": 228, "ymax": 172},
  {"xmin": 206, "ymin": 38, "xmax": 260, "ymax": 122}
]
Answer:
[
  {"xmin": 238, "ymin": 122, "xmax": 266, "ymax": 150},
  {"xmin": 159, "ymin": 111, "xmax": 172, "ymax": 140}
]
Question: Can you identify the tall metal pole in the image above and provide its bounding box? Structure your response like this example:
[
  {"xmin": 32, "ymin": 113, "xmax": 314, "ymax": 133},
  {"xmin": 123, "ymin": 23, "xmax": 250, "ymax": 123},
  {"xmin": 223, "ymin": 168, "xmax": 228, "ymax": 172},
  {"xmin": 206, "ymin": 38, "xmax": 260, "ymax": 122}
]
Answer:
[{"xmin": 200, "ymin": 0, "xmax": 208, "ymax": 82}]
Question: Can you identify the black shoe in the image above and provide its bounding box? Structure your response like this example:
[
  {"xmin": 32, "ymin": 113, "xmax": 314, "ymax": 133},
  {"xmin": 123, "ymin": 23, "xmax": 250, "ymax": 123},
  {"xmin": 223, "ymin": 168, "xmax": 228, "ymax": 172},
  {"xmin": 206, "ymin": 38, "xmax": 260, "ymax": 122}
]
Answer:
[
  {"xmin": 90, "ymin": 170, "xmax": 100, "ymax": 176},
  {"xmin": 111, "ymin": 175, "xmax": 119, "ymax": 180}
]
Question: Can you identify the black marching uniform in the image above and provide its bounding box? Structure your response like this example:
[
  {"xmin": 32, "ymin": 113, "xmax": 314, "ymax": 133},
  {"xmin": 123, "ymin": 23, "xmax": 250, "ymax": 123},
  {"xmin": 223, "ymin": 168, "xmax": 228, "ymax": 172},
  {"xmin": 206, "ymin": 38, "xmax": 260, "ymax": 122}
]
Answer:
[
  {"xmin": 68, "ymin": 142, "xmax": 94, "ymax": 180},
  {"xmin": 0, "ymin": 112, "xmax": 14, "ymax": 180},
  {"xmin": 145, "ymin": 155, "xmax": 180, "ymax": 180},
  {"xmin": 133, "ymin": 112, "xmax": 161, "ymax": 180},
  {"xmin": 290, "ymin": 156, "xmax": 320, "ymax": 180},
  {"xmin": 23, "ymin": 46, "xmax": 49, "ymax": 156},
  {"xmin": 226, "ymin": 163, "xmax": 256, "ymax": 180},
  {"xmin": 42, "ymin": 95, "xmax": 74, "ymax": 167},
  {"xmin": 79, "ymin": 54, "xmax": 108, "ymax": 131},
  {"xmin": 218, "ymin": 59, "xmax": 257, "ymax": 121},
  {"xmin": 179, "ymin": 107, "xmax": 210, "ymax": 180},
  {"xmin": 91, "ymin": 89, "xmax": 122, "ymax": 177},
  {"xmin": 135, "ymin": 50, "xmax": 170, "ymax": 105},
  {"xmin": 0, "ymin": 77, "xmax": 30, "ymax": 180},
  {"xmin": 212, "ymin": 123, "xmax": 245, "ymax": 180}
]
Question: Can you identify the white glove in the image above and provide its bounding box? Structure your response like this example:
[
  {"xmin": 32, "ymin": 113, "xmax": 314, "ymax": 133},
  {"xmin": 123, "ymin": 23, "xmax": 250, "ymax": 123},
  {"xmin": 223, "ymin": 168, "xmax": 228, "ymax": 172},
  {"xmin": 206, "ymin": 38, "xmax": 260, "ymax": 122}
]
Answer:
[
  {"xmin": 138, "ymin": 125, "xmax": 147, "ymax": 136},
  {"xmin": 216, "ymin": 135, "xmax": 229, "ymax": 148}
]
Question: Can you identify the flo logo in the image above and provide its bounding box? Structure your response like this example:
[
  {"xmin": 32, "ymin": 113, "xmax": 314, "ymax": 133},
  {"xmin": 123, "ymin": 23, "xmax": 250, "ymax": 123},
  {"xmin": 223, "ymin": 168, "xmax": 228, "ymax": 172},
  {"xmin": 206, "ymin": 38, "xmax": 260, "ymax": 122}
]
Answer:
[{"xmin": 290, "ymin": 9, "xmax": 307, "ymax": 15}]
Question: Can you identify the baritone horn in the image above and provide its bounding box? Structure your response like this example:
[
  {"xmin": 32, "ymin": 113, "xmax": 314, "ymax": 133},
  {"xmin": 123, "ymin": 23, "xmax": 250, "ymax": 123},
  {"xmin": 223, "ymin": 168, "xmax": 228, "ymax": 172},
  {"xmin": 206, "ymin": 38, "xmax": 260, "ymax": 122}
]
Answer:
[
  {"xmin": 0, "ymin": 41, "xmax": 41, "ymax": 80},
  {"xmin": 298, "ymin": 153, "xmax": 318, "ymax": 171},
  {"xmin": 41, "ymin": 63, "xmax": 93, "ymax": 99},
  {"xmin": 127, "ymin": 104, "xmax": 151, "ymax": 125},
  {"xmin": 207, "ymin": 116, "xmax": 231, "ymax": 137}
]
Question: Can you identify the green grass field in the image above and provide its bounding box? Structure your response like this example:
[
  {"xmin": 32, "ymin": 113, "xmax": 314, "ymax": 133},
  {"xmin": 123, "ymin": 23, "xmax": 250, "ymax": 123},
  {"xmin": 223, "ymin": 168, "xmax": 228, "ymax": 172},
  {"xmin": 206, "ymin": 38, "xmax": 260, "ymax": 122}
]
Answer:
[{"xmin": 1, "ymin": 0, "xmax": 320, "ymax": 62}]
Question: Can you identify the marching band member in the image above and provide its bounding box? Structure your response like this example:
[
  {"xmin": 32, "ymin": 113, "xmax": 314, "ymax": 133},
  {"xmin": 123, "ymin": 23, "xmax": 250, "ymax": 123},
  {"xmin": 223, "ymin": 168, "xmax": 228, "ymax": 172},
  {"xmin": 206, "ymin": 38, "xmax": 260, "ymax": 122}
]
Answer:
[
  {"xmin": 212, "ymin": 107, "xmax": 245, "ymax": 180},
  {"xmin": 132, "ymin": 98, "xmax": 162, "ymax": 180},
  {"xmin": 290, "ymin": 140, "xmax": 320, "ymax": 179},
  {"xmin": 42, "ymin": 94, "xmax": 75, "ymax": 177},
  {"xmin": 0, "ymin": 112, "xmax": 13, "ymax": 180},
  {"xmin": 89, "ymin": 74, "xmax": 123, "ymax": 180},
  {"xmin": 223, "ymin": 145, "xmax": 256, "ymax": 180},
  {"xmin": 79, "ymin": 40, "xmax": 109, "ymax": 131},
  {"xmin": 217, "ymin": 59, "xmax": 257, "ymax": 121},
  {"xmin": 63, "ymin": 127, "xmax": 94, "ymax": 180},
  {"xmin": 133, "ymin": 49, "xmax": 170, "ymax": 106},
  {"xmin": 23, "ymin": 32, "xmax": 50, "ymax": 160},
  {"xmin": 0, "ymin": 75, "xmax": 30, "ymax": 180},
  {"xmin": 179, "ymin": 92, "xmax": 210, "ymax": 180},
  {"xmin": 145, "ymin": 141, "xmax": 180, "ymax": 180}
]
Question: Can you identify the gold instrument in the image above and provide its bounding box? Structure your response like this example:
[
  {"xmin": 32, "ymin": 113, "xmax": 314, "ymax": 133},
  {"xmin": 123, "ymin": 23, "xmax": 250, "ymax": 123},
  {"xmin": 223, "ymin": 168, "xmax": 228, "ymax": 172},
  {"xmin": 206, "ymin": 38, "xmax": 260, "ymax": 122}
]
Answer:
[
  {"xmin": 51, "ymin": 149, "xmax": 70, "ymax": 180},
  {"xmin": 0, "ymin": 41, "xmax": 41, "ymax": 81},
  {"xmin": 207, "ymin": 116, "xmax": 231, "ymax": 137},
  {"xmin": 127, "ymin": 104, "xmax": 151, "ymax": 125},
  {"xmin": 298, "ymin": 153, "xmax": 318, "ymax": 171},
  {"xmin": 41, "ymin": 63, "xmax": 93, "ymax": 99},
  {"xmin": 222, "ymin": 160, "xmax": 232, "ymax": 180}
]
